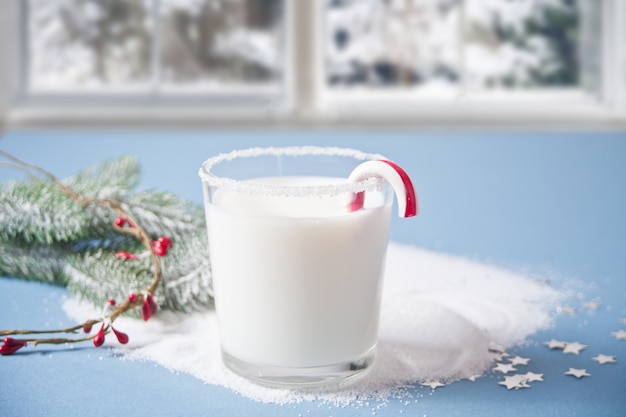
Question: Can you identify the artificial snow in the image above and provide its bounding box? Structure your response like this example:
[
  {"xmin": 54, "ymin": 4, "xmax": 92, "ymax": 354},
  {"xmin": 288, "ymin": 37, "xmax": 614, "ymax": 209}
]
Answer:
[{"xmin": 64, "ymin": 242, "xmax": 561, "ymax": 405}]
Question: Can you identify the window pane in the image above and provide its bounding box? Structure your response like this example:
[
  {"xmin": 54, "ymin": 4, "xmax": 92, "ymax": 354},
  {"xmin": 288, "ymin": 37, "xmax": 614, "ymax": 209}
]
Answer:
[
  {"xmin": 325, "ymin": 0, "xmax": 594, "ymax": 94},
  {"xmin": 464, "ymin": 0, "xmax": 581, "ymax": 90},
  {"xmin": 26, "ymin": 0, "xmax": 285, "ymax": 93},
  {"xmin": 160, "ymin": 0, "xmax": 284, "ymax": 89},
  {"xmin": 28, "ymin": 0, "xmax": 152, "ymax": 90},
  {"xmin": 326, "ymin": 0, "xmax": 462, "ymax": 91}
]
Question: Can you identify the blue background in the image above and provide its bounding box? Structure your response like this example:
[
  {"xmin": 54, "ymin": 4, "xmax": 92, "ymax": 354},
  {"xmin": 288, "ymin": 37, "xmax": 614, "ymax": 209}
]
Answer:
[{"xmin": 1, "ymin": 130, "xmax": 625, "ymax": 416}]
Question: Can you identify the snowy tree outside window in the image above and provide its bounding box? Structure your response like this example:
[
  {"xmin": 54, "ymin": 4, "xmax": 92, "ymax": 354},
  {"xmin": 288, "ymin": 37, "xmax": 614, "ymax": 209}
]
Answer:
[
  {"xmin": 325, "ymin": 0, "xmax": 596, "ymax": 95},
  {"xmin": 27, "ymin": 0, "xmax": 285, "ymax": 92}
]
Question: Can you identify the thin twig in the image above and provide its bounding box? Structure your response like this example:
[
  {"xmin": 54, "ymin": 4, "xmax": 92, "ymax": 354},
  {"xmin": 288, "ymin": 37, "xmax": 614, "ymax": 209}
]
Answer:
[{"xmin": 0, "ymin": 319, "xmax": 100, "ymax": 337}]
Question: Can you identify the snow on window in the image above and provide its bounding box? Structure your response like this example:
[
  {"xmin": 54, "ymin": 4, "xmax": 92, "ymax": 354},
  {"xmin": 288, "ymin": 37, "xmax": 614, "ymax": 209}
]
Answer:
[
  {"xmin": 159, "ymin": 0, "xmax": 284, "ymax": 88},
  {"xmin": 326, "ymin": 0, "xmax": 587, "ymax": 93},
  {"xmin": 27, "ymin": 0, "xmax": 285, "ymax": 92},
  {"xmin": 29, "ymin": 0, "xmax": 152, "ymax": 89}
]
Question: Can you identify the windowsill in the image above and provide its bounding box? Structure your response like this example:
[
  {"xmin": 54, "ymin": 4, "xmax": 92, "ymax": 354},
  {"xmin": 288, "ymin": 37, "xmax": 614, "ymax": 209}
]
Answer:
[{"xmin": 5, "ymin": 91, "xmax": 625, "ymax": 131}]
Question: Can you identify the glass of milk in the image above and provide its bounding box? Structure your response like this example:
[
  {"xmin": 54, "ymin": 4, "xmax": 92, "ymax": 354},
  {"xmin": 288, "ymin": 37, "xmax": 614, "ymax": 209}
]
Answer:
[{"xmin": 199, "ymin": 146, "xmax": 394, "ymax": 387}]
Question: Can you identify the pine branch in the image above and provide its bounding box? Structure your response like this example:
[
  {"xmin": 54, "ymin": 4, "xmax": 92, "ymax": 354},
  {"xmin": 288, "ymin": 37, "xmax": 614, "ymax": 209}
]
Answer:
[
  {"xmin": 0, "ymin": 242, "xmax": 70, "ymax": 286},
  {"xmin": 0, "ymin": 156, "xmax": 141, "ymax": 244},
  {"xmin": 0, "ymin": 150, "xmax": 164, "ymax": 351},
  {"xmin": 0, "ymin": 150, "xmax": 218, "ymax": 355},
  {"xmin": 0, "ymin": 181, "xmax": 91, "ymax": 243},
  {"xmin": 64, "ymin": 155, "xmax": 140, "ymax": 199},
  {"xmin": 158, "ymin": 228, "xmax": 213, "ymax": 312},
  {"xmin": 60, "ymin": 229, "xmax": 213, "ymax": 313},
  {"xmin": 65, "ymin": 249, "xmax": 154, "ymax": 317},
  {"xmin": 124, "ymin": 189, "xmax": 205, "ymax": 238}
]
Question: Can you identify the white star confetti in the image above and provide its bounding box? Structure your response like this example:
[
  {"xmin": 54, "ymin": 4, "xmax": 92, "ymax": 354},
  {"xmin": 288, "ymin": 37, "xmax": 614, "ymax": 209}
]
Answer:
[
  {"xmin": 421, "ymin": 381, "xmax": 446, "ymax": 390},
  {"xmin": 523, "ymin": 372, "xmax": 544, "ymax": 382},
  {"xmin": 498, "ymin": 371, "xmax": 544, "ymax": 390},
  {"xmin": 562, "ymin": 342, "xmax": 587, "ymax": 355},
  {"xmin": 591, "ymin": 354, "xmax": 617, "ymax": 365},
  {"xmin": 611, "ymin": 329, "xmax": 626, "ymax": 340},
  {"xmin": 493, "ymin": 363, "xmax": 517, "ymax": 374},
  {"xmin": 544, "ymin": 339, "xmax": 567, "ymax": 350},
  {"xmin": 582, "ymin": 301, "xmax": 600, "ymax": 311},
  {"xmin": 565, "ymin": 368, "xmax": 591, "ymax": 379},
  {"xmin": 508, "ymin": 356, "xmax": 530, "ymax": 366},
  {"xmin": 558, "ymin": 306, "xmax": 577, "ymax": 315},
  {"xmin": 498, "ymin": 374, "xmax": 530, "ymax": 390}
]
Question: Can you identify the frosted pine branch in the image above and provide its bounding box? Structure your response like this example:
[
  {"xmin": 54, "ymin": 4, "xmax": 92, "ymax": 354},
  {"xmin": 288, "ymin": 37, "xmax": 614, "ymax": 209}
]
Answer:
[
  {"xmin": 65, "ymin": 250, "xmax": 154, "ymax": 313},
  {"xmin": 0, "ymin": 242, "xmax": 70, "ymax": 285},
  {"xmin": 1, "ymin": 154, "xmax": 215, "ymax": 313},
  {"xmin": 0, "ymin": 181, "xmax": 91, "ymax": 243},
  {"xmin": 159, "ymin": 228, "xmax": 213, "ymax": 312},
  {"xmin": 63, "ymin": 155, "xmax": 140, "ymax": 200},
  {"xmin": 0, "ymin": 156, "xmax": 140, "ymax": 244},
  {"xmin": 124, "ymin": 190, "xmax": 205, "ymax": 238}
]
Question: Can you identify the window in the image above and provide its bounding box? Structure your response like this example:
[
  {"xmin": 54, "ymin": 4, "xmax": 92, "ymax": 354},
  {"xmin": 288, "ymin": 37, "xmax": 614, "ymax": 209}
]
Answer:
[
  {"xmin": 326, "ymin": 0, "xmax": 590, "ymax": 92},
  {"xmin": 318, "ymin": 0, "xmax": 625, "ymax": 123},
  {"xmin": 17, "ymin": 0, "xmax": 288, "ymax": 110},
  {"xmin": 2, "ymin": 0, "xmax": 625, "ymax": 126}
]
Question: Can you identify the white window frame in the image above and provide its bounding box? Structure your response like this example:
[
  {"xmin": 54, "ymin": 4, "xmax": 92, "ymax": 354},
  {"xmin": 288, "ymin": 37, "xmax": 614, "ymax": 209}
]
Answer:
[
  {"xmin": 1, "ymin": 0, "xmax": 296, "ymax": 128},
  {"xmin": 312, "ymin": 0, "xmax": 626, "ymax": 128},
  {"xmin": 1, "ymin": 0, "xmax": 625, "ymax": 129}
]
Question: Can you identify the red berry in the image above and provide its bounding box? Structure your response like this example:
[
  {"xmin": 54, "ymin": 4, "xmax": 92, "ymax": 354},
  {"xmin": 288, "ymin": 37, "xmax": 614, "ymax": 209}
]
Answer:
[
  {"xmin": 107, "ymin": 298, "xmax": 116, "ymax": 307},
  {"xmin": 112, "ymin": 326, "xmax": 129, "ymax": 345},
  {"xmin": 141, "ymin": 299, "xmax": 153, "ymax": 321},
  {"xmin": 93, "ymin": 324, "xmax": 106, "ymax": 347},
  {"xmin": 114, "ymin": 251, "xmax": 138, "ymax": 260},
  {"xmin": 82, "ymin": 324, "xmax": 93, "ymax": 333},
  {"xmin": 0, "ymin": 337, "xmax": 28, "ymax": 355},
  {"xmin": 146, "ymin": 293, "xmax": 158, "ymax": 315},
  {"xmin": 128, "ymin": 293, "xmax": 138, "ymax": 303},
  {"xmin": 151, "ymin": 241, "xmax": 168, "ymax": 257},
  {"xmin": 114, "ymin": 217, "xmax": 127, "ymax": 227},
  {"xmin": 157, "ymin": 236, "xmax": 173, "ymax": 249},
  {"xmin": 141, "ymin": 293, "xmax": 158, "ymax": 321}
]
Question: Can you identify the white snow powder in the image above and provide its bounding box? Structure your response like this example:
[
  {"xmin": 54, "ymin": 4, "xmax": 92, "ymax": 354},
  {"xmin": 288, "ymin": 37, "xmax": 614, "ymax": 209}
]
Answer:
[{"xmin": 64, "ymin": 242, "xmax": 561, "ymax": 405}]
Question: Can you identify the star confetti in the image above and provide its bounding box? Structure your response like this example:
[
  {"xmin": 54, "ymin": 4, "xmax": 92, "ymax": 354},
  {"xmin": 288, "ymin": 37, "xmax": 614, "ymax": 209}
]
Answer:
[
  {"xmin": 499, "ymin": 374, "xmax": 530, "ymax": 390},
  {"xmin": 582, "ymin": 301, "xmax": 600, "ymax": 311},
  {"xmin": 544, "ymin": 339, "xmax": 567, "ymax": 350},
  {"xmin": 421, "ymin": 381, "xmax": 446, "ymax": 390},
  {"xmin": 565, "ymin": 368, "xmax": 591, "ymax": 379},
  {"xmin": 523, "ymin": 372, "xmax": 544, "ymax": 382},
  {"xmin": 591, "ymin": 354, "xmax": 617, "ymax": 365},
  {"xmin": 508, "ymin": 356, "xmax": 530, "ymax": 366},
  {"xmin": 562, "ymin": 342, "xmax": 587, "ymax": 355},
  {"xmin": 493, "ymin": 362, "xmax": 517, "ymax": 374},
  {"xmin": 558, "ymin": 306, "xmax": 577, "ymax": 315},
  {"xmin": 498, "ymin": 371, "xmax": 544, "ymax": 390},
  {"xmin": 611, "ymin": 329, "xmax": 626, "ymax": 340}
]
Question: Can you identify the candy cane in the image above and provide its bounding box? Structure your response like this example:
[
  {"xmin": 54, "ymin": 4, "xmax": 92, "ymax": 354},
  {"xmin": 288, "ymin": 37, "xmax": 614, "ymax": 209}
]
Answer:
[{"xmin": 348, "ymin": 160, "xmax": 418, "ymax": 218}]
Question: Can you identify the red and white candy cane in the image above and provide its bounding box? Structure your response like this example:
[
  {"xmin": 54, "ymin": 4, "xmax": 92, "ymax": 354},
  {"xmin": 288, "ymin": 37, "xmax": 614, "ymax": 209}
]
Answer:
[{"xmin": 348, "ymin": 159, "xmax": 419, "ymax": 218}]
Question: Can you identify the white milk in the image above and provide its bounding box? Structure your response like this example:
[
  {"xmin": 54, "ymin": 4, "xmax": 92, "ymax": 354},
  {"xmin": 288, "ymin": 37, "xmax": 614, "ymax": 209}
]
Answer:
[{"xmin": 206, "ymin": 176, "xmax": 392, "ymax": 368}]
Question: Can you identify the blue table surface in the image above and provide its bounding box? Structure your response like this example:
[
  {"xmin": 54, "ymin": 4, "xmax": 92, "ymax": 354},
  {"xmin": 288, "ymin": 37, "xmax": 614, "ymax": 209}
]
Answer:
[{"xmin": 1, "ymin": 130, "xmax": 625, "ymax": 416}]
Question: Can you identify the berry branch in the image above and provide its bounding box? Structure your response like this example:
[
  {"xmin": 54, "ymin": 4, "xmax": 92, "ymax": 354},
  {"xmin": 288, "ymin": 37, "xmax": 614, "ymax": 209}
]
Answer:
[{"xmin": 0, "ymin": 150, "xmax": 170, "ymax": 355}]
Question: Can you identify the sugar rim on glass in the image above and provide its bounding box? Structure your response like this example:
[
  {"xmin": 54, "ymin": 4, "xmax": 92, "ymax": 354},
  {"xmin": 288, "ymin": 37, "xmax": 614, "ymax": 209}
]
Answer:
[{"xmin": 198, "ymin": 146, "xmax": 388, "ymax": 197}]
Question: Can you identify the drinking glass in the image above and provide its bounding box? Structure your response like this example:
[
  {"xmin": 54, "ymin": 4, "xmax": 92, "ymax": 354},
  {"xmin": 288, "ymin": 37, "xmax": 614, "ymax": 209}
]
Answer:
[{"xmin": 199, "ymin": 146, "xmax": 394, "ymax": 387}]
